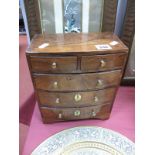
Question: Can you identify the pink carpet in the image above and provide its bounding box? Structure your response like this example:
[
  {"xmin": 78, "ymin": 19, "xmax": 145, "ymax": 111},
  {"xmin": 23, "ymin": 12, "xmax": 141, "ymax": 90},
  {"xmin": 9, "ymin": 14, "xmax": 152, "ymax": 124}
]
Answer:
[
  {"xmin": 22, "ymin": 86, "xmax": 135, "ymax": 155},
  {"xmin": 19, "ymin": 35, "xmax": 36, "ymax": 155},
  {"xmin": 20, "ymin": 123, "xmax": 29, "ymax": 155},
  {"xmin": 19, "ymin": 35, "xmax": 36, "ymax": 125}
]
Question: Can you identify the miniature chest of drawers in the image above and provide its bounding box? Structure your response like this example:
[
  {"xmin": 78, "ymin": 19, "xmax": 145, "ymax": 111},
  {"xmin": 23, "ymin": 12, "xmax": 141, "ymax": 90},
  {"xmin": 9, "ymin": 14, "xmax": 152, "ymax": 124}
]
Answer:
[{"xmin": 26, "ymin": 32, "xmax": 128, "ymax": 123}]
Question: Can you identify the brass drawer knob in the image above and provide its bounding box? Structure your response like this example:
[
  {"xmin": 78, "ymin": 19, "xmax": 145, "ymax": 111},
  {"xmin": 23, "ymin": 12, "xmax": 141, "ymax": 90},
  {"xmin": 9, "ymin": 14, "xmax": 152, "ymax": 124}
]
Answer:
[
  {"xmin": 94, "ymin": 96, "xmax": 99, "ymax": 102},
  {"xmin": 53, "ymin": 81, "xmax": 58, "ymax": 88},
  {"xmin": 51, "ymin": 62, "xmax": 57, "ymax": 69},
  {"xmin": 74, "ymin": 94, "xmax": 82, "ymax": 102},
  {"xmin": 100, "ymin": 60, "xmax": 106, "ymax": 67},
  {"xmin": 74, "ymin": 110, "xmax": 80, "ymax": 116},
  {"xmin": 58, "ymin": 113, "xmax": 62, "ymax": 119},
  {"xmin": 56, "ymin": 98, "xmax": 60, "ymax": 103},
  {"xmin": 97, "ymin": 79, "xmax": 103, "ymax": 86},
  {"xmin": 92, "ymin": 110, "xmax": 96, "ymax": 117}
]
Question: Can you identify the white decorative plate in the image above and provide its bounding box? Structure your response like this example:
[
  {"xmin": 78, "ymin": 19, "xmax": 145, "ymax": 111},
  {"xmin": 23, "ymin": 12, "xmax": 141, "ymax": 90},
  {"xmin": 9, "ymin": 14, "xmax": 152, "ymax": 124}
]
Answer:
[{"xmin": 31, "ymin": 126, "xmax": 135, "ymax": 155}]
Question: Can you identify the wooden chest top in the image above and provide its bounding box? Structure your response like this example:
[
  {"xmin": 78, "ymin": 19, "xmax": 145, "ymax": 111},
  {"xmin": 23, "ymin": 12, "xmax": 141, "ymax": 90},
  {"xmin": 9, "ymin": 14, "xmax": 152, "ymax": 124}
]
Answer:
[{"xmin": 26, "ymin": 32, "xmax": 128, "ymax": 54}]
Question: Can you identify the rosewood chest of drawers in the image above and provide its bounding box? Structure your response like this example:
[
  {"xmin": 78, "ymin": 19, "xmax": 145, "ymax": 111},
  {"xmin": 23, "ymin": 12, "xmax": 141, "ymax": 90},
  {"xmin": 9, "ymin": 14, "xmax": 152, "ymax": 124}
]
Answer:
[{"xmin": 26, "ymin": 32, "xmax": 128, "ymax": 123}]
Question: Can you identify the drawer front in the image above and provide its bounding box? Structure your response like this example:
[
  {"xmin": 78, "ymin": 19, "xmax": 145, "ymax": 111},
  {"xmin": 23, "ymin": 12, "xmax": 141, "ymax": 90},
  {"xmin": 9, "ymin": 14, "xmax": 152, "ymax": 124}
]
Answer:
[
  {"xmin": 38, "ymin": 87, "xmax": 116, "ymax": 107},
  {"xmin": 34, "ymin": 70, "xmax": 121, "ymax": 91},
  {"xmin": 40, "ymin": 104, "xmax": 111, "ymax": 123},
  {"xmin": 81, "ymin": 53, "xmax": 126, "ymax": 72},
  {"xmin": 30, "ymin": 56, "xmax": 77, "ymax": 73}
]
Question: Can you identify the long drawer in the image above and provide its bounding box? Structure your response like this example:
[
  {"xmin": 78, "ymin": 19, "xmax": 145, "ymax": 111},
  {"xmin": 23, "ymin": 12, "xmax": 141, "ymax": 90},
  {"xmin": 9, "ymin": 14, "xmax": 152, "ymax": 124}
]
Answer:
[
  {"xmin": 34, "ymin": 70, "xmax": 121, "ymax": 91},
  {"xmin": 40, "ymin": 103, "xmax": 111, "ymax": 123},
  {"xmin": 37, "ymin": 87, "xmax": 116, "ymax": 108}
]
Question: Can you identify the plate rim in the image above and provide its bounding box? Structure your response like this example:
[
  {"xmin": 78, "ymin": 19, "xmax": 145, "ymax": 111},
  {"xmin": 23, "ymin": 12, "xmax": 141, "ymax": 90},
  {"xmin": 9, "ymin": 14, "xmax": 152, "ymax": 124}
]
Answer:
[{"xmin": 31, "ymin": 125, "xmax": 135, "ymax": 155}]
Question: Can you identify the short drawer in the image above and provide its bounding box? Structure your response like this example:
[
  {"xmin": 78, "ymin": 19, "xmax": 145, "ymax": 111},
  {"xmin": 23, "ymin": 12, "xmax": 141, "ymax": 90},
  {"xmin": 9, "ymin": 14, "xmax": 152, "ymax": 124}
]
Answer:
[
  {"xmin": 30, "ymin": 56, "xmax": 77, "ymax": 73},
  {"xmin": 38, "ymin": 87, "xmax": 116, "ymax": 108},
  {"xmin": 40, "ymin": 104, "xmax": 111, "ymax": 123},
  {"xmin": 34, "ymin": 70, "xmax": 121, "ymax": 91},
  {"xmin": 81, "ymin": 53, "xmax": 127, "ymax": 72}
]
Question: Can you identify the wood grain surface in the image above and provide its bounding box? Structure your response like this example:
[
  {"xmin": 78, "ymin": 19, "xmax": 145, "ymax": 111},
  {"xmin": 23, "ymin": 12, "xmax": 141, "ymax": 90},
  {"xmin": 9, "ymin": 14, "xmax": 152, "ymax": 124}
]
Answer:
[
  {"xmin": 81, "ymin": 53, "xmax": 127, "ymax": 72},
  {"xmin": 40, "ymin": 103, "xmax": 111, "ymax": 123},
  {"xmin": 26, "ymin": 32, "xmax": 128, "ymax": 54},
  {"xmin": 121, "ymin": 0, "xmax": 135, "ymax": 83},
  {"xmin": 37, "ymin": 87, "xmax": 116, "ymax": 108},
  {"xmin": 24, "ymin": 0, "xmax": 41, "ymax": 39},
  {"xmin": 102, "ymin": 0, "xmax": 118, "ymax": 32},
  {"xmin": 34, "ymin": 70, "xmax": 122, "ymax": 92},
  {"xmin": 121, "ymin": 0, "xmax": 135, "ymax": 50},
  {"xmin": 30, "ymin": 56, "xmax": 77, "ymax": 73}
]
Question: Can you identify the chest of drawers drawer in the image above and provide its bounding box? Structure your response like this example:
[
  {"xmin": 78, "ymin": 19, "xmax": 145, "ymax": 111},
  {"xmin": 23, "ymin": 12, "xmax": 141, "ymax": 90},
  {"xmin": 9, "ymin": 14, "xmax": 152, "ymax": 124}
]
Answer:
[
  {"xmin": 30, "ymin": 56, "xmax": 77, "ymax": 73},
  {"xmin": 81, "ymin": 53, "xmax": 126, "ymax": 72},
  {"xmin": 26, "ymin": 32, "xmax": 128, "ymax": 123},
  {"xmin": 37, "ymin": 87, "xmax": 116, "ymax": 108},
  {"xmin": 40, "ymin": 103, "xmax": 111, "ymax": 123},
  {"xmin": 34, "ymin": 70, "xmax": 121, "ymax": 91}
]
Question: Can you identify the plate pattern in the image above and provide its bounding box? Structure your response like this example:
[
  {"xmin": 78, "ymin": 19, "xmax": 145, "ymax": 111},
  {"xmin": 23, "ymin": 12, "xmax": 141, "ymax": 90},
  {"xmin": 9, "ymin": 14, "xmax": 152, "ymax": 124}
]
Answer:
[
  {"xmin": 31, "ymin": 126, "xmax": 134, "ymax": 155},
  {"xmin": 61, "ymin": 141, "xmax": 122, "ymax": 155}
]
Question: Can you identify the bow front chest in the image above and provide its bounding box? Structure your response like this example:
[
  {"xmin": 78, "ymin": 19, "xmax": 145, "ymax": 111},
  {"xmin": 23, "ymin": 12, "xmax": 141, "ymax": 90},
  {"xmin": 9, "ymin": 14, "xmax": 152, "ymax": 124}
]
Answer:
[{"xmin": 26, "ymin": 32, "xmax": 128, "ymax": 123}]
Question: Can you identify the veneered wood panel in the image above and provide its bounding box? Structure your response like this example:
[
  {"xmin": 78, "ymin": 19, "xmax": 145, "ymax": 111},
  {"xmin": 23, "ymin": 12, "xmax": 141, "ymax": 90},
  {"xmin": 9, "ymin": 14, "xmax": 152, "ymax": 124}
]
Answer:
[
  {"xmin": 37, "ymin": 87, "xmax": 116, "ymax": 107},
  {"xmin": 27, "ymin": 33, "xmax": 128, "ymax": 54},
  {"xmin": 40, "ymin": 104, "xmax": 111, "ymax": 123},
  {"xmin": 30, "ymin": 56, "xmax": 77, "ymax": 73},
  {"xmin": 34, "ymin": 70, "xmax": 122, "ymax": 91},
  {"xmin": 81, "ymin": 53, "xmax": 127, "ymax": 72}
]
